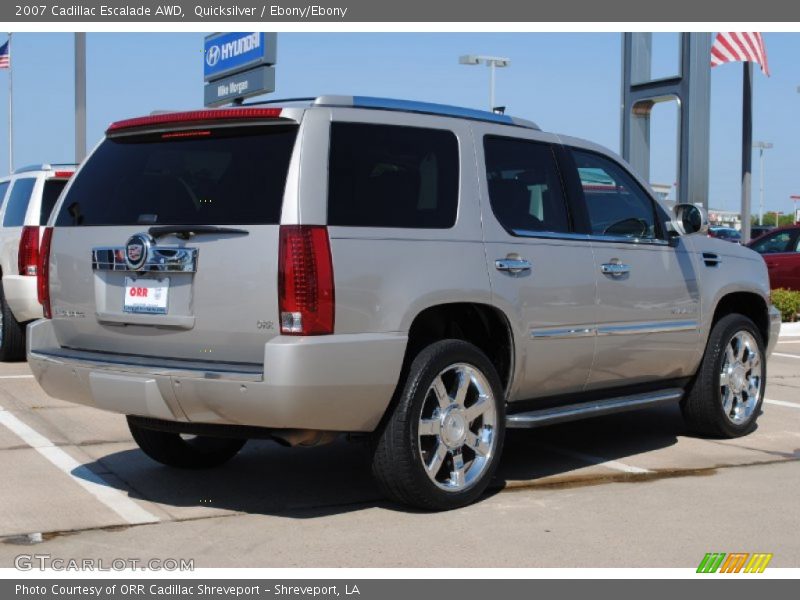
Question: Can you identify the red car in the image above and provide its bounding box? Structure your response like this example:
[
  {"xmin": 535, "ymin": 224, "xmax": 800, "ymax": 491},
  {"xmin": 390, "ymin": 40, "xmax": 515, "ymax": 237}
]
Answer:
[{"xmin": 747, "ymin": 225, "xmax": 800, "ymax": 291}]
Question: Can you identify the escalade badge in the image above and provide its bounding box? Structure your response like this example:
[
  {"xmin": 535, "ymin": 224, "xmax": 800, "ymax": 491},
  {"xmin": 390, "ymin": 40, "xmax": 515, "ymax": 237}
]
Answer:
[{"xmin": 125, "ymin": 233, "xmax": 152, "ymax": 271}]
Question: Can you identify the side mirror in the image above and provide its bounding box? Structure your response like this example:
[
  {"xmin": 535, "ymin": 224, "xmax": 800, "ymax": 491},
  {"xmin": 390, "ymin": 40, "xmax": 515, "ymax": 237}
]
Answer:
[{"xmin": 673, "ymin": 203, "xmax": 709, "ymax": 236}]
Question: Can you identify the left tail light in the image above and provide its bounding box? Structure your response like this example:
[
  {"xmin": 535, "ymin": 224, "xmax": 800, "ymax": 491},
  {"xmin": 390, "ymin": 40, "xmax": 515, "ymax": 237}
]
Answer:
[
  {"xmin": 18, "ymin": 226, "xmax": 40, "ymax": 276},
  {"xmin": 38, "ymin": 227, "xmax": 53, "ymax": 319}
]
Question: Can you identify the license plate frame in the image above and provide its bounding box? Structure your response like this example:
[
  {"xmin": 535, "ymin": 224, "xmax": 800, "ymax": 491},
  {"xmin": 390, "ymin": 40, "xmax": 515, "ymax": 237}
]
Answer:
[{"xmin": 123, "ymin": 276, "xmax": 170, "ymax": 315}]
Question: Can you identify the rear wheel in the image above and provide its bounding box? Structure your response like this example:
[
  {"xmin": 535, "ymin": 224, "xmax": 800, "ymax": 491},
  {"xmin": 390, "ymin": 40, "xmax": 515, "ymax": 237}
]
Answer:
[
  {"xmin": 681, "ymin": 314, "xmax": 765, "ymax": 438},
  {"xmin": 371, "ymin": 339, "xmax": 505, "ymax": 510},
  {"xmin": 0, "ymin": 282, "xmax": 27, "ymax": 362},
  {"xmin": 127, "ymin": 417, "xmax": 246, "ymax": 469}
]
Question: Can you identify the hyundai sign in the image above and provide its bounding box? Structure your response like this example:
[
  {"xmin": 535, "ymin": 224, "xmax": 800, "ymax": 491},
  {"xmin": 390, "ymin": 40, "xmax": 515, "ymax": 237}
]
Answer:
[{"xmin": 203, "ymin": 32, "xmax": 277, "ymax": 82}]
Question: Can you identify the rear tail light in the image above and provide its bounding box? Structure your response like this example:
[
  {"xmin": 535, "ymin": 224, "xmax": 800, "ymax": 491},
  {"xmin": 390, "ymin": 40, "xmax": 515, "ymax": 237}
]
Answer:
[
  {"xmin": 53, "ymin": 171, "xmax": 74, "ymax": 178},
  {"xmin": 18, "ymin": 226, "xmax": 40, "ymax": 276},
  {"xmin": 278, "ymin": 225, "xmax": 335, "ymax": 335},
  {"xmin": 38, "ymin": 227, "xmax": 53, "ymax": 319}
]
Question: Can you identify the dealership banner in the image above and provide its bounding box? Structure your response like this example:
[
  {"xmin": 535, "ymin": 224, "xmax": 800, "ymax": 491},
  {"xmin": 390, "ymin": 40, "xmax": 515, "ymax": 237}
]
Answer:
[
  {"xmin": 3, "ymin": 579, "xmax": 799, "ymax": 599},
  {"xmin": 3, "ymin": 0, "xmax": 800, "ymax": 22}
]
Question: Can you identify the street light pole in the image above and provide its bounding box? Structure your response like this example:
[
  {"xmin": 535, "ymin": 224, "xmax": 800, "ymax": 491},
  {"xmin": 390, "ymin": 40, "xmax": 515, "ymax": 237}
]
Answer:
[
  {"xmin": 74, "ymin": 33, "xmax": 86, "ymax": 164},
  {"xmin": 753, "ymin": 141, "xmax": 772, "ymax": 226},
  {"xmin": 459, "ymin": 55, "xmax": 511, "ymax": 111}
]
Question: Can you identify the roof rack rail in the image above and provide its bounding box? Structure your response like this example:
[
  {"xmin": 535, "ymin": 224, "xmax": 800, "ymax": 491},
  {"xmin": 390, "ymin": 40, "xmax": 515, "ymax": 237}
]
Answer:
[
  {"xmin": 13, "ymin": 163, "xmax": 77, "ymax": 174},
  {"xmin": 313, "ymin": 95, "xmax": 540, "ymax": 130}
]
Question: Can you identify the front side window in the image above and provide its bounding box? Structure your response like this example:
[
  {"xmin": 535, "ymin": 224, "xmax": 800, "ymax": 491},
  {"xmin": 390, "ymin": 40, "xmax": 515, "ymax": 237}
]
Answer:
[
  {"xmin": 751, "ymin": 230, "xmax": 797, "ymax": 254},
  {"xmin": 327, "ymin": 123, "xmax": 459, "ymax": 229},
  {"xmin": 483, "ymin": 137, "xmax": 570, "ymax": 235},
  {"xmin": 571, "ymin": 149, "xmax": 660, "ymax": 240},
  {"xmin": 3, "ymin": 178, "xmax": 36, "ymax": 227}
]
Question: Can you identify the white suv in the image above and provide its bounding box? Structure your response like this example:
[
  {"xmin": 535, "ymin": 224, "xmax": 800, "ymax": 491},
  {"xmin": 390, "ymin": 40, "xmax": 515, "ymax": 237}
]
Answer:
[{"xmin": 0, "ymin": 164, "xmax": 74, "ymax": 360}]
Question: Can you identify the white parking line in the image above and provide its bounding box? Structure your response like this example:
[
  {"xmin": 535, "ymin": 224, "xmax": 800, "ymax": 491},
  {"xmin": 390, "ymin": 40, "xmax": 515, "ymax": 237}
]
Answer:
[
  {"xmin": 0, "ymin": 375, "xmax": 34, "ymax": 379},
  {"xmin": 0, "ymin": 407, "xmax": 159, "ymax": 525},
  {"xmin": 772, "ymin": 353, "xmax": 800, "ymax": 360},
  {"xmin": 536, "ymin": 442, "xmax": 651, "ymax": 474},
  {"xmin": 765, "ymin": 398, "xmax": 800, "ymax": 409}
]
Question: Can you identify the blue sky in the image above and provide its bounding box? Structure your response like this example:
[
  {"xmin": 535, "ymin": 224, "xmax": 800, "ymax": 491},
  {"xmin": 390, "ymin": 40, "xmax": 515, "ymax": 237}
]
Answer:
[{"xmin": 0, "ymin": 32, "xmax": 797, "ymax": 215}]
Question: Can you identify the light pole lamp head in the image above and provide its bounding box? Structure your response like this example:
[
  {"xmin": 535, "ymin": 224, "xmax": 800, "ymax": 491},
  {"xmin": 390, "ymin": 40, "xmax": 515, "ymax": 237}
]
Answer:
[{"xmin": 459, "ymin": 55, "xmax": 481, "ymax": 65}]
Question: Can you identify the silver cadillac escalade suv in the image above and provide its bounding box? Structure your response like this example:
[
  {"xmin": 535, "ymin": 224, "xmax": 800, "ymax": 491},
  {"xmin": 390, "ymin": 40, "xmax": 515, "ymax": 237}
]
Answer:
[{"xmin": 28, "ymin": 96, "xmax": 781, "ymax": 510}]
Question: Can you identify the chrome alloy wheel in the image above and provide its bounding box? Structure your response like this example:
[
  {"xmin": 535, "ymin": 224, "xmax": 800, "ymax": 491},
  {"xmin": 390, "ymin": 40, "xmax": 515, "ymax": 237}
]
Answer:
[
  {"xmin": 719, "ymin": 331, "xmax": 763, "ymax": 425},
  {"xmin": 417, "ymin": 363, "xmax": 498, "ymax": 492}
]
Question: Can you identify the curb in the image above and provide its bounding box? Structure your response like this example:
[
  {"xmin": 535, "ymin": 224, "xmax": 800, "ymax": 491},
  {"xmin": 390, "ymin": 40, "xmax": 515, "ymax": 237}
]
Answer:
[{"xmin": 779, "ymin": 322, "xmax": 800, "ymax": 338}]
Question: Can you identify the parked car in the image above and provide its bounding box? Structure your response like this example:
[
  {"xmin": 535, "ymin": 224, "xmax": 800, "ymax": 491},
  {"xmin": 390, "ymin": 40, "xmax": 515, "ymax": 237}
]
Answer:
[
  {"xmin": 750, "ymin": 225, "xmax": 774, "ymax": 240},
  {"xmin": 0, "ymin": 164, "xmax": 74, "ymax": 360},
  {"xmin": 747, "ymin": 225, "xmax": 800, "ymax": 291},
  {"xmin": 28, "ymin": 97, "xmax": 780, "ymax": 510},
  {"xmin": 708, "ymin": 226, "xmax": 742, "ymax": 244}
]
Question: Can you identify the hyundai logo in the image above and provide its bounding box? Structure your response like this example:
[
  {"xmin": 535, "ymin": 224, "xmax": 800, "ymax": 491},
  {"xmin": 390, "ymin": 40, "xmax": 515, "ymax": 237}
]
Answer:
[
  {"xmin": 206, "ymin": 45, "xmax": 220, "ymax": 68},
  {"xmin": 125, "ymin": 234, "xmax": 152, "ymax": 271}
]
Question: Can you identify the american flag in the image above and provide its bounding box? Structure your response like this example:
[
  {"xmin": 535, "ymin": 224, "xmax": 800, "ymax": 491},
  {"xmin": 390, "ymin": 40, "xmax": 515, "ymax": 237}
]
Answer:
[
  {"xmin": 710, "ymin": 32, "xmax": 769, "ymax": 76},
  {"xmin": 0, "ymin": 40, "xmax": 9, "ymax": 69}
]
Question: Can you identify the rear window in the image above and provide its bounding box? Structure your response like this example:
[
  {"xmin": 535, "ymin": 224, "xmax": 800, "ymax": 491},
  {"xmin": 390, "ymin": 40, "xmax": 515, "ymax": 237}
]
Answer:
[
  {"xmin": 3, "ymin": 178, "xmax": 36, "ymax": 227},
  {"xmin": 40, "ymin": 179, "xmax": 68, "ymax": 225},
  {"xmin": 327, "ymin": 123, "xmax": 459, "ymax": 228},
  {"xmin": 55, "ymin": 125, "xmax": 298, "ymax": 226}
]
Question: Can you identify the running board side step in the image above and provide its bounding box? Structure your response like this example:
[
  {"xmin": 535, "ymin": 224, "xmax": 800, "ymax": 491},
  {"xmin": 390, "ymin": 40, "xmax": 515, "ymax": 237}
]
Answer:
[{"xmin": 505, "ymin": 388, "xmax": 684, "ymax": 429}]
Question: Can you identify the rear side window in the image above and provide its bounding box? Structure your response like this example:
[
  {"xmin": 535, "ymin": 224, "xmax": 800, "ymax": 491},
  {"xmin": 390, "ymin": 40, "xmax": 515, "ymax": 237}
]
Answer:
[
  {"xmin": 328, "ymin": 123, "xmax": 459, "ymax": 228},
  {"xmin": 56, "ymin": 125, "xmax": 298, "ymax": 226},
  {"xmin": 40, "ymin": 179, "xmax": 68, "ymax": 225},
  {"xmin": 2, "ymin": 178, "xmax": 36, "ymax": 227},
  {"xmin": 483, "ymin": 136, "xmax": 570, "ymax": 235},
  {"xmin": 0, "ymin": 181, "xmax": 9, "ymax": 212}
]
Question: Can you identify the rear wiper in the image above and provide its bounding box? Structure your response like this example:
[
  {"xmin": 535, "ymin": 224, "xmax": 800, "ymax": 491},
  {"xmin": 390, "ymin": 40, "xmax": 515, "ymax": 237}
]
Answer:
[{"xmin": 148, "ymin": 225, "xmax": 249, "ymax": 240}]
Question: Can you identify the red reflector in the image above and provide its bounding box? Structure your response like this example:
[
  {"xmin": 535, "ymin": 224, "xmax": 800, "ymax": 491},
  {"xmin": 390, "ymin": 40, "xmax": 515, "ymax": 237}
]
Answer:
[
  {"xmin": 278, "ymin": 226, "xmax": 335, "ymax": 336},
  {"xmin": 161, "ymin": 130, "xmax": 212, "ymax": 139},
  {"xmin": 38, "ymin": 227, "xmax": 53, "ymax": 319},
  {"xmin": 107, "ymin": 108, "xmax": 283, "ymax": 133},
  {"xmin": 52, "ymin": 171, "xmax": 74, "ymax": 178},
  {"xmin": 18, "ymin": 226, "xmax": 40, "ymax": 277}
]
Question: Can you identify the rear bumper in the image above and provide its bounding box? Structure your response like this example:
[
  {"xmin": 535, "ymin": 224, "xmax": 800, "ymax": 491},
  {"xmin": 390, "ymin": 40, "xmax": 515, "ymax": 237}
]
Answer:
[
  {"xmin": 2, "ymin": 275, "xmax": 42, "ymax": 323},
  {"xmin": 27, "ymin": 319, "xmax": 407, "ymax": 432},
  {"xmin": 767, "ymin": 305, "xmax": 781, "ymax": 358}
]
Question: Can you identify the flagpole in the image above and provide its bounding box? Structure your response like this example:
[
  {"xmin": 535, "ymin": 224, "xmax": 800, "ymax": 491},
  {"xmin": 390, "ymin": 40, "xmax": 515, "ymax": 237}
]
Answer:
[
  {"xmin": 740, "ymin": 62, "xmax": 753, "ymax": 245},
  {"xmin": 7, "ymin": 32, "xmax": 12, "ymax": 175}
]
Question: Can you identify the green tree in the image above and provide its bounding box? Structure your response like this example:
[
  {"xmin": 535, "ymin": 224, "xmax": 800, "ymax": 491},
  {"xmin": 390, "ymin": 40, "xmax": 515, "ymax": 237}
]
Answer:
[{"xmin": 751, "ymin": 212, "xmax": 796, "ymax": 227}]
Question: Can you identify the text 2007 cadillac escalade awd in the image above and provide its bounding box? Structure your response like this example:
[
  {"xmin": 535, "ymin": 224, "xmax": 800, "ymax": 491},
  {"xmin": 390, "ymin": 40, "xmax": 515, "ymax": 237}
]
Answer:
[{"xmin": 28, "ymin": 96, "xmax": 780, "ymax": 510}]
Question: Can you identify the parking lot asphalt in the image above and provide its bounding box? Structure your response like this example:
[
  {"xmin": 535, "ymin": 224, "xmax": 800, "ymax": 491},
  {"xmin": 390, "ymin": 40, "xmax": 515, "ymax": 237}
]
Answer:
[{"xmin": 0, "ymin": 337, "xmax": 798, "ymax": 568}]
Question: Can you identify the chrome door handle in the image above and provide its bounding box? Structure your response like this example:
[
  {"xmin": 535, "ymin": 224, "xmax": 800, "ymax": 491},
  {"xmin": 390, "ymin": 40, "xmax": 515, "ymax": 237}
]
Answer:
[
  {"xmin": 495, "ymin": 258, "xmax": 532, "ymax": 273},
  {"xmin": 600, "ymin": 262, "xmax": 630, "ymax": 276}
]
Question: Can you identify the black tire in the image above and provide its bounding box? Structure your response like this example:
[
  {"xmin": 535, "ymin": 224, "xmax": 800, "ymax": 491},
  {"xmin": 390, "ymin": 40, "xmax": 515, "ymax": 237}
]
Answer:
[
  {"xmin": 127, "ymin": 417, "xmax": 246, "ymax": 469},
  {"xmin": 371, "ymin": 339, "xmax": 506, "ymax": 511},
  {"xmin": 0, "ymin": 281, "xmax": 27, "ymax": 362},
  {"xmin": 681, "ymin": 314, "xmax": 766, "ymax": 438}
]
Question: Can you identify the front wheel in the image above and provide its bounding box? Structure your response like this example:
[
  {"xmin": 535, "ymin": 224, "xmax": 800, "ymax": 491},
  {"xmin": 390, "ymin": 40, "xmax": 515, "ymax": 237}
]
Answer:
[
  {"xmin": 371, "ymin": 340, "xmax": 505, "ymax": 510},
  {"xmin": 681, "ymin": 314, "xmax": 765, "ymax": 438},
  {"xmin": 127, "ymin": 417, "xmax": 246, "ymax": 469}
]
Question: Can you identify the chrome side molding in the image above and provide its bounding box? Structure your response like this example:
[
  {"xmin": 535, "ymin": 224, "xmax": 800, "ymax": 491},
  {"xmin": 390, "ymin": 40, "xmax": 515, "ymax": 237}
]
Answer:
[
  {"xmin": 531, "ymin": 320, "xmax": 699, "ymax": 339},
  {"xmin": 92, "ymin": 246, "xmax": 198, "ymax": 273},
  {"xmin": 506, "ymin": 388, "xmax": 684, "ymax": 428}
]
